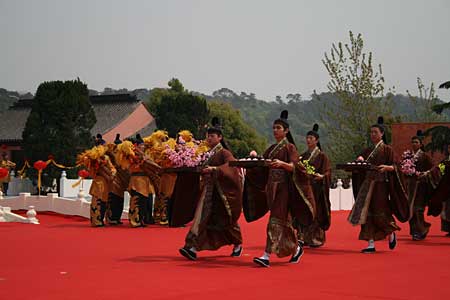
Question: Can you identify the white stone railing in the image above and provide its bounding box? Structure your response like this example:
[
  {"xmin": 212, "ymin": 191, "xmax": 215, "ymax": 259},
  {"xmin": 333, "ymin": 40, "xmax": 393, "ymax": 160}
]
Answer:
[
  {"xmin": 330, "ymin": 179, "xmax": 355, "ymax": 210},
  {"xmin": 59, "ymin": 171, "xmax": 93, "ymax": 198},
  {"xmin": 0, "ymin": 192, "xmax": 129, "ymax": 220},
  {"xmin": 0, "ymin": 205, "xmax": 39, "ymax": 224}
]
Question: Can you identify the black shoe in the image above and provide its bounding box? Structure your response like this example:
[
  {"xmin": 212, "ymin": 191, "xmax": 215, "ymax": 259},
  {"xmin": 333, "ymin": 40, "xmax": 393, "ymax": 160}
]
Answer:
[
  {"xmin": 253, "ymin": 257, "xmax": 270, "ymax": 268},
  {"xmin": 389, "ymin": 232, "xmax": 397, "ymax": 250},
  {"xmin": 230, "ymin": 246, "xmax": 243, "ymax": 257},
  {"xmin": 361, "ymin": 247, "xmax": 376, "ymax": 253},
  {"xmin": 289, "ymin": 244, "xmax": 304, "ymax": 263},
  {"xmin": 179, "ymin": 248, "xmax": 197, "ymax": 261},
  {"xmin": 412, "ymin": 233, "xmax": 425, "ymax": 241}
]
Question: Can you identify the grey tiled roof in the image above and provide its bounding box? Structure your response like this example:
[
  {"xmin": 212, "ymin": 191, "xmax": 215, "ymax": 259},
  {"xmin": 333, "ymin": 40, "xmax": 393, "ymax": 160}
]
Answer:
[
  {"xmin": 0, "ymin": 106, "xmax": 31, "ymax": 142},
  {"xmin": 0, "ymin": 94, "xmax": 150, "ymax": 143},
  {"xmin": 90, "ymin": 99, "xmax": 141, "ymax": 135}
]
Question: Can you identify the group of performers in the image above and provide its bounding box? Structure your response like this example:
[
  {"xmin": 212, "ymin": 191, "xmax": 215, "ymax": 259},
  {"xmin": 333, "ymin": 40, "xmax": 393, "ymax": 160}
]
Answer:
[
  {"xmin": 78, "ymin": 110, "xmax": 450, "ymax": 268},
  {"xmin": 79, "ymin": 134, "xmax": 162, "ymax": 228}
]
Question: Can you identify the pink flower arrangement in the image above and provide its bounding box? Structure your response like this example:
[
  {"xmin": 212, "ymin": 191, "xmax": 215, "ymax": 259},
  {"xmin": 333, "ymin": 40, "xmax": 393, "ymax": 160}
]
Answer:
[
  {"xmin": 400, "ymin": 150, "xmax": 419, "ymax": 176},
  {"xmin": 164, "ymin": 136, "xmax": 211, "ymax": 167}
]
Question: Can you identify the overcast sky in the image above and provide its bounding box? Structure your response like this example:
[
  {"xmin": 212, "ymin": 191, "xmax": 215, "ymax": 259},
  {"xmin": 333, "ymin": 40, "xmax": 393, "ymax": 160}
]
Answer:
[{"xmin": 1, "ymin": 0, "xmax": 449, "ymax": 101}]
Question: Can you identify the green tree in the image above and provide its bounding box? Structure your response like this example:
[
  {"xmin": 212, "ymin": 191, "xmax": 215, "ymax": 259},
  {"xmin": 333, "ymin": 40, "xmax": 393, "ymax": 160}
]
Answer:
[
  {"xmin": 22, "ymin": 79, "xmax": 96, "ymax": 185},
  {"xmin": 208, "ymin": 101, "xmax": 266, "ymax": 158},
  {"xmin": 407, "ymin": 77, "xmax": 446, "ymax": 122},
  {"xmin": 321, "ymin": 31, "xmax": 392, "ymax": 164},
  {"xmin": 286, "ymin": 93, "xmax": 302, "ymax": 104},
  {"xmin": 432, "ymin": 81, "xmax": 450, "ymax": 114},
  {"xmin": 146, "ymin": 87, "xmax": 171, "ymax": 115},
  {"xmin": 152, "ymin": 79, "xmax": 209, "ymax": 138},
  {"xmin": 424, "ymin": 125, "xmax": 450, "ymax": 153}
]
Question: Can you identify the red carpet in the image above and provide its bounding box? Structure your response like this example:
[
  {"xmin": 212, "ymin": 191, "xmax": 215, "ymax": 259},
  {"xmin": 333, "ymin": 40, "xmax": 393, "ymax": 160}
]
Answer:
[{"xmin": 1, "ymin": 211, "xmax": 450, "ymax": 300}]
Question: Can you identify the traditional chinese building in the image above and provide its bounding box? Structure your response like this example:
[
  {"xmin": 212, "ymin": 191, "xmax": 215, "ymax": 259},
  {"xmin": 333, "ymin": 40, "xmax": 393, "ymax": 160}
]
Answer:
[{"xmin": 0, "ymin": 94, "xmax": 156, "ymax": 165}]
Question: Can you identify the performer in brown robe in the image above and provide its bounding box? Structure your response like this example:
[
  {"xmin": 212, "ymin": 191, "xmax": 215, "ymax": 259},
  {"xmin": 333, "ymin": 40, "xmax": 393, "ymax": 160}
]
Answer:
[
  {"xmin": 299, "ymin": 124, "xmax": 332, "ymax": 247},
  {"xmin": 179, "ymin": 118, "xmax": 244, "ymax": 261},
  {"xmin": 405, "ymin": 132, "xmax": 433, "ymax": 240},
  {"xmin": 246, "ymin": 111, "xmax": 314, "ymax": 267},
  {"xmin": 425, "ymin": 145, "xmax": 450, "ymax": 236},
  {"xmin": 349, "ymin": 117, "xmax": 410, "ymax": 253}
]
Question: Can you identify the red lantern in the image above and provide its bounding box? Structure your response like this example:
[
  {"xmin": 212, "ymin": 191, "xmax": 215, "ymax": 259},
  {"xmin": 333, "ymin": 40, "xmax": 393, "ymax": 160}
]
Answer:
[
  {"xmin": 0, "ymin": 167, "xmax": 8, "ymax": 179},
  {"xmin": 33, "ymin": 160, "xmax": 48, "ymax": 171},
  {"xmin": 78, "ymin": 169, "xmax": 90, "ymax": 179}
]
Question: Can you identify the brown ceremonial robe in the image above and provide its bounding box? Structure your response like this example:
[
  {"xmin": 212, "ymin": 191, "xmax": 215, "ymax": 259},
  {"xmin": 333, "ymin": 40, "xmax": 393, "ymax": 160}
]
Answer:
[
  {"xmin": 349, "ymin": 142, "xmax": 410, "ymax": 241},
  {"xmin": 169, "ymin": 173, "xmax": 200, "ymax": 227},
  {"xmin": 299, "ymin": 148, "xmax": 332, "ymax": 247},
  {"xmin": 243, "ymin": 138, "xmax": 314, "ymax": 258},
  {"xmin": 427, "ymin": 158, "xmax": 450, "ymax": 233},
  {"xmin": 405, "ymin": 149, "xmax": 433, "ymax": 237},
  {"xmin": 184, "ymin": 144, "xmax": 243, "ymax": 251}
]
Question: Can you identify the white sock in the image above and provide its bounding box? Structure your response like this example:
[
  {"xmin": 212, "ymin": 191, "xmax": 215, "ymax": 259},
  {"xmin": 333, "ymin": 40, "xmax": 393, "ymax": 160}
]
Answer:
[
  {"xmin": 189, "ymin": 247, "xmax": 197, "ymax": 253},
  {"xmin": 389, "ymin": 233, "xmax": 395, "ymax": 242},
  {"xmin": 367, "ymin": 240, "xmax": 375, "ymax": 249},
  {"xmin": 233, "ymin": 244, "xmax": 242, "ymax": 251},
  {"xmin": 259, "ymin": 252, "xmax": 270, "ymax": 260}
]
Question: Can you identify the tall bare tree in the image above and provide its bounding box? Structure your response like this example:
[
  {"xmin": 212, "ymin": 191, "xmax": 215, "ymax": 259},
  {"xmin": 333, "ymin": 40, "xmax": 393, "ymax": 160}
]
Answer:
[{"xmin": 321, "ymin": 31, "xmax": 393, "ymax": 164}]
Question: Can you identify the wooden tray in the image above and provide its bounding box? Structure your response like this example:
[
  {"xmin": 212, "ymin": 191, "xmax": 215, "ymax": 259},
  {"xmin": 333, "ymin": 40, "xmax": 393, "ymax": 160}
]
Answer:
[
  {"xmin": 163, "ymin": 166, "xmax": 204, "ymax": 173},
  {"xmin": 229, "ymin": 159, "xmax": 272, "ymax": 168},
  {"xmin": 336, "ymin": 162, "xmax": 375, "ymax": 172}
]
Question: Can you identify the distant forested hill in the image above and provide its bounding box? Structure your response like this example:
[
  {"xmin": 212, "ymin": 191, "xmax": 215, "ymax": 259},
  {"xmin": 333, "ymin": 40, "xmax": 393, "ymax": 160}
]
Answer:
[{"xmin": 202, "ymin": 88, "xmax": 450, "ymax": 152}]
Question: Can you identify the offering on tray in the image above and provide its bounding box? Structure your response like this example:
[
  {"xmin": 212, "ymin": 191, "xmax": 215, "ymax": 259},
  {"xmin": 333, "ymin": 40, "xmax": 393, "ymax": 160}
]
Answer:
[
  {"xmin": 336, "ymin": 160, "xmax": 375, "ymax": 172},
  {"xmin": 229, "ymin": 156, "xmax": 273, "ymax": 168}
]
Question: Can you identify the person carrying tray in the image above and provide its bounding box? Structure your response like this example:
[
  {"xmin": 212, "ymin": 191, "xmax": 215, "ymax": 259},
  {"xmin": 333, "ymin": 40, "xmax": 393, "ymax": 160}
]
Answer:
[
  {"xmin": 348, "ymin": 117, "xmax": 410, "ymax": 253},
  {"xmin": 244, "ymin": 110, "xmax": 314, "ymax": 267},
  {"xmin": 179, "ymin": 117, "xmax": 244, "ymax": 261}
]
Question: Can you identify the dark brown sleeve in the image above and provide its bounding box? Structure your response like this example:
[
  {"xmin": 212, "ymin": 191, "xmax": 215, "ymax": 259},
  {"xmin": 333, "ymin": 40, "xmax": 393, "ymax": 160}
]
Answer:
[
  {"xmin": 419, "ymin": 159, "xmax": 444, "ymax": 216},
  {"xmin": 423, "ymin": 154, "xmax": 433, "ymax": 171},
  {"xmin": 287, "ymin": 143, "xmax": 299, "ymax": 164},
  {"xmin": 242, "ymin": 146, "xmax": 269, "ymax": 222},
  {"xmin": 428, "ymin": 164, "xmax": 449, "ymax": 216},
  {"xmin": 214, "ymin": 149, "xmax": 236, "ymax": 181},
  {"xmin": 387, "ymin": 146, "xmax": 411, "ymax": 223}
]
